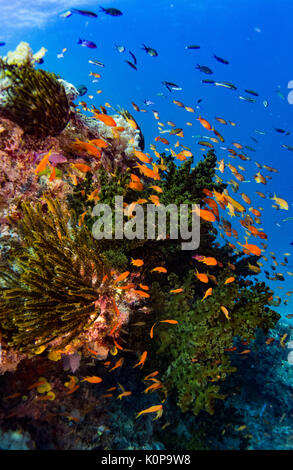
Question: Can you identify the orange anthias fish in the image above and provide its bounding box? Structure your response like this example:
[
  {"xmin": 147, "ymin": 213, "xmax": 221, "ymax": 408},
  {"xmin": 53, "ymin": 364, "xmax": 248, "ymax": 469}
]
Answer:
[
  {"xmin": 201, "ymin": 287, "xmax": 213, "ymax": 301},
  {"xmin": 242, "ymin": 242, "xmax": 262, "ymax": 256},
  {"xmin": 151, "ymin": 266, "xmax": 167, "ymax": 273},
  {"xmin": 144, "ymin": 371, "xmax": 159, "ymax": 380},
  {"xmin": 144, "ymin": 382, "xmax": 163, "ymax": 393},
  {"xmin": 81, "ymin": 376, "xmax": 103, "ymax": 384},
  {"xmin": 197, "ymin": 117, "xmax": 213, "ymax": 131},
  {"xmin": 150, "ymin": 322, "xmax": 158, "ymax": 339},
  {"xmin": 134, "ymin": 149, "xmax": 151, "ymax": 163},
  {"xmin": 130, "ymin": 173, "xmax": 141, "ymax": 182},
  {"xmin": 150, "ymin": 185, "xmax": 163, "ymax": 193},
  {"xmin": 192, "ymin": 207, "xmax": 216, "ymax": 222},
  {"xmin": 89, "ymin": 138, "xmax": 109, "ymax": 148},
  {"xmin": 136, "ymin": 163, "xmax": 161, "ymax": 180},
  {"xmin": 35, "ymin": 151, "xmax": 51, "ymax": 174},
  {"xmin": 73, "ymin": 139, "xmax": 101, "ymax": 158},
  {"xmin": 109, "ymin": 357, "xmax": 124, "ymax": 372},
  {"xmin": 49, "ymin": 166, "xmax": 56, "ymax": 182},
  {"xmin": 136, "ymin": 404, "xmax": 163, "ymax": 419},
  {"xmin": 224, "ymin": 277, "xmax": 235, "ymax": 284},
  {"xmin": 221, "ymin": 306, "xmax": 230, "ymax": 320},
  {"xmin": 195, "ymin": 271, "xmax": 209, "ymax": 283},
  {"xmin": 155, "ymin": 136, "xmax": 170, "ymax": 145},
  {"xmin": 94, "ymin": 113, "xmax": 117, "ymax": 127},
  {"xmin": 72, "ymin": 163, "xmax": 92, "ymax": 173},
  {"xmin": 133, "ymin": 290, "xmax": 150, "ymax": 298},
  {"xmin": 139, "ymin": 283, "xmax": 149, "ymax": 291},
  {"xmin": 128, "ymin": 180, "xmax": 144, "ymax": 191},
  {"xmin": 133, "ymin": 351, "xmax": 148, "ymax": 369},
  {"xmin": 202, "ymin": 257, "xmax": 217, "ymax": 266},
  {"xmin": 131, "ymin": 258, "xmax": 144, "ymax": 267},
  {"xmin": 117, "ymin": 391, "xmax": 132, "ymax": 400},
  {"xmin": 149, "ymin": 194, "xmax": 160, "ymax": 206},
  {"xmin": 114, "ymin": 271, "xmax": 130, "ymax": 284},
  {"xmin": 160, "ymin": 320, "xmax": 178, "ymax": 325},
  {"xmin": 170, "ymin": 288, "xmax": 184, "ymax": 294}
]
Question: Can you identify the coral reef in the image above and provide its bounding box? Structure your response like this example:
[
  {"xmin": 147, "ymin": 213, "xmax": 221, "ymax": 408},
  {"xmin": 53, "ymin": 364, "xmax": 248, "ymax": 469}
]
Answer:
[{"xmin": 0, "ymin": 43, "xmax": 283, "ymax": 450}]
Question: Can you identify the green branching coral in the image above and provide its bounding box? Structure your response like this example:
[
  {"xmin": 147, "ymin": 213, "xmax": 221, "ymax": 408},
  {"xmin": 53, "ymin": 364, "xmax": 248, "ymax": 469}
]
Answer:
[
  {"xmin": 0, "ymin": 59, "xmax": 69, "ymax": 137},
  {"xmin": 160, "ymin": 150, "xmax": 226, "ymax": 206},
  {"xmin": 0, "ymin": 198, "xmax": 111, "ymax": 352},
  {"xmin": 148, "ymin": 270, "xmax": 279, "ymax": 415}
]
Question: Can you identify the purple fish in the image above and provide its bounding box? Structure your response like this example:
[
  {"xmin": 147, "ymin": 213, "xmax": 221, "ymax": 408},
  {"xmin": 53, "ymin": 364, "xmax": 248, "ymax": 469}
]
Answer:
[
  {"xmin": 192, "ymin": 254, "xmax": 205, "ymax": 261},
  {"xmin": 78, "ymin": 38, "xmax": 97, "ymax": 49},
  {"xmin": 49, "ymin": 152, "xmax": 68, "ymax": 166},
  {"xmin": 34, "ymin": 151, "xmax": 67, "ymax": 167}
]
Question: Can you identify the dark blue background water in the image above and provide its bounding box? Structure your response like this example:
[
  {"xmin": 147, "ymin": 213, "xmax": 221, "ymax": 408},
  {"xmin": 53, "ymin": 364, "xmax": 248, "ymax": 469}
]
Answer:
[{"xmin": 1, "ymin": 0, "xmax": 293, "ymax": 319}]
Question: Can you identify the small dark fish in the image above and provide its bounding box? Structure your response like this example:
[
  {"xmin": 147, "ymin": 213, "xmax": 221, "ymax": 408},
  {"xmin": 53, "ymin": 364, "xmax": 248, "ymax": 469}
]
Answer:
[
  {"xmin": 282, "ymin": 144, "xmax": 293, "ymax": 151},
  {"xmin": 185, "ymin": 45, "xmax": 200, "ymax": 50},
  {"xmin": 169, "ymin": 128, "xmax": 183, "ymax": 135},
  {"xmin": 275, "ymin": 128, "xmax": 286, "ymax": 133},
  {"xmin": 142, "ymin": 44, "xmax": 158, "ymax": 57},
  {"xmin": 78, "ymin": 38, "xmax": 97, "ymax": 49},
  {"xmin": 99, "ymin": 7, "xmax": 122, "ymax": 16},
  {"xmin": 0, "ymin": 42, "xmax": 6, "ymax": 47},
  {"xmin": 251, "ymin": 137, "xmax": 258, "ymax": 143},
  {"xmin": 88, "ymin": 59, "xmax": 104, "ymax": 67},
  {"xmin": 129, "ymin": 51, "xmax": 137, "ymax": 65},
  {"xmin": 77, "ymin": 85, "xmax": 88, "ymax": 97},
  {"xmin": 162, "ymin": 81, "xmax": 181, "ymax": 92},
  {"xmin": 239, "ymin": 95, "xmax": 256, "ymax": 103},
  {"xmin": 214, "ymin": 54, "xmax": 229, "ymax": 64},
  {"xmin": 202, "ymin": 79, "xmax": 215, "ymax": 84},
  {"xmin": 245, "ymin": 145, "xmax": 256, "ymax": 151},
  {"xmin": 245, "ymin": 89, "xmax": 259, "ymax": 96},
  {"xmin": 115, "ymin": 45, "xmax": 125, "ymax": 53},
  {"xmin": 35, "ymin": 58, "xmax": 44, "ymax": 64},
  {"xmin": 196, "ymin": 64, "xmax": 213, "ymax": 74},
  {"xmin": 125, "ymin": 60, "xmax": 137, "ymax": 70},
  {"xmin": 255, "ymin": 129, "xmax": 266, "ymax": 135},
  {"xmin": 215, "ymin": 81, "xmax": 237, "ymax": 90},
  {"xmin": 72, "ymin": 8, "xmax": 97, "ymax": 18}
]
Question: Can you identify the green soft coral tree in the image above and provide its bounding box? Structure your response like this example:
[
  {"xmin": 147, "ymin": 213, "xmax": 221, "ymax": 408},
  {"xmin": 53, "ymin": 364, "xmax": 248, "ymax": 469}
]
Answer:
[{"xmin": 148, "ymin": 270, "xmax": 279, "ymax": 415}]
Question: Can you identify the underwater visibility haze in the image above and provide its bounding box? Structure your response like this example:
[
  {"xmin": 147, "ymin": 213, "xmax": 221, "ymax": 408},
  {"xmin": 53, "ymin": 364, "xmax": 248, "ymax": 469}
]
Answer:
[{"xmin": 1, "ymin": 0, "xmax": 293, "ymax": 452}]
